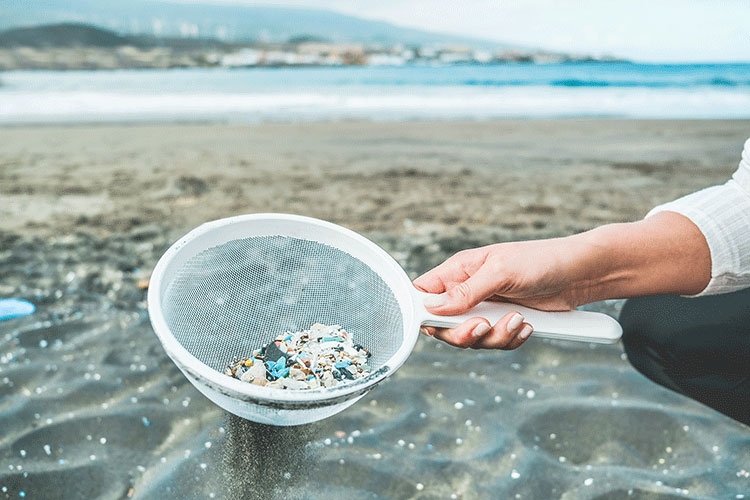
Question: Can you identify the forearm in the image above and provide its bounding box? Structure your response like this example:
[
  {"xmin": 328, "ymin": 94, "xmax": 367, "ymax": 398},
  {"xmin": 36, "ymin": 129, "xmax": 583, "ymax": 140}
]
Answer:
[{"xmin": 563, "ymin": 211, "xmax": 711, "ymax": 304}]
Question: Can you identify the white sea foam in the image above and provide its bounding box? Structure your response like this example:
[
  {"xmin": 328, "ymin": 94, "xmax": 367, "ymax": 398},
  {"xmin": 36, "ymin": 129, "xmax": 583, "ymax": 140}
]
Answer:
[
  {"xmin": 0, "ymin": 67, "xmax": 748, "ymax": 122},
  {"xmin": 1, "ymin": 87, "xmax": 749, "ymax": 123}
]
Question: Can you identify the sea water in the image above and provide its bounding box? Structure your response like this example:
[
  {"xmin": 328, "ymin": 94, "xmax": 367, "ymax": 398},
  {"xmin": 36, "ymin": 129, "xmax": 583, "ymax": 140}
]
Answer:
[
  {"xmin": 0, "ymin": 62, "xmax": 749, "ymax": 122},
  {"xmin": 1, "ymin": 229, "xmax": 749, "ymax": 499}
]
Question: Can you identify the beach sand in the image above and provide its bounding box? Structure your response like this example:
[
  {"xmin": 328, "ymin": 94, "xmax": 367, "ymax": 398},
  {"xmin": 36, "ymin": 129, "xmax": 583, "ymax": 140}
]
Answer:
[{"xmin": 1, "ymin": 119, "xmax": 749, "ymax": 499}]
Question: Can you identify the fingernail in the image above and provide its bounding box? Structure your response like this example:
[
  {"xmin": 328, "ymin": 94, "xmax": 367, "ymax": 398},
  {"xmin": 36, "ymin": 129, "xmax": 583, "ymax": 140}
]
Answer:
[
  {"xmin": 519, "ymin": 325, "xmax": 533, "ymax": 340},
  {"xmin": 419, "ymin": 327, "xmax": 430, "ymax": 336},
  {"xmin": 472, "ymin": 323, "xmax": 491, "ymax": 338},
  {"xmin": 507, "ymin": 313, "xmax": 524, "ymax": 333},
  {"xmin": 423, "ymin": 293, "xmax": 446, "ymax": 309}
]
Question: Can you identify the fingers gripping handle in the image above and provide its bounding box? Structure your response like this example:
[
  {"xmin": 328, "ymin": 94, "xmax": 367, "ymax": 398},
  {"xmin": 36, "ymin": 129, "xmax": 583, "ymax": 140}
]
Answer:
[{"xmin": 414, "ymin": 291, "xmax": 622, "ymax": 344}]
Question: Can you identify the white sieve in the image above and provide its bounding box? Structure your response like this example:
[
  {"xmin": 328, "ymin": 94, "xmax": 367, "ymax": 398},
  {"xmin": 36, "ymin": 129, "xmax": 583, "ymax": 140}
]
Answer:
[{"xmin": 148, "ymin": 213, "xmax": 621, "ymax": 426}]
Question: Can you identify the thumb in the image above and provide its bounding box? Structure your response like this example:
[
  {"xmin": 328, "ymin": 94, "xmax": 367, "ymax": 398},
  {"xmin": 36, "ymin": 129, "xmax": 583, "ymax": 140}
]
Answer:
[{"xmin": 422, "ymin": 266, "xmax": 499, "ymax": 315}]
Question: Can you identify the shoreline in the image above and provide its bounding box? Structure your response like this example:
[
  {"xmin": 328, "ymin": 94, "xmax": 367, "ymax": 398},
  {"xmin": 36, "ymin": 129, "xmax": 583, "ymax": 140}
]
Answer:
[
  {"xmin": 4, "ymin": 64, "xmax": 750, "ymax": 122},
  {"xmin": 3, "ymin": 116, "xmax": 750, "ymax": 127}
]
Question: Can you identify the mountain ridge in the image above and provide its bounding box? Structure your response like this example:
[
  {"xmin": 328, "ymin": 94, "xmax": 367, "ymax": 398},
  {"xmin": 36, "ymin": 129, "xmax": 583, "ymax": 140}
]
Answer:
[
  {"xmin": 0, "ymin": 0, "xmax": 517, "ymax": 49},
  {"xmin": 0, "ymin": 23, "xmax": 233, "ymax": 49}
]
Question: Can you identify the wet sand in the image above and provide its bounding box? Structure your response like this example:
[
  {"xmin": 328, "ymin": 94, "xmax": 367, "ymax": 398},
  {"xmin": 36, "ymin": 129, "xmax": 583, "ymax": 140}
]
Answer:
[
  {"xmin": 1, "ymin": 119, "xmax": 749, "ymax": 499},
  {"xmin": 1, "ymin": 119, "xmax": 748, "ymax": 240}
]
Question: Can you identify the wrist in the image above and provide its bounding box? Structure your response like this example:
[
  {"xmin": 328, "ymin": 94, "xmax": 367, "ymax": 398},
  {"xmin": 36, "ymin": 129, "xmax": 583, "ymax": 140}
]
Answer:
[
  {"xmin": 556, "ymin": 224, "xmax": 636, "ymax": 306},
  {"xmin": 572, "ymin": 223, "xmax": 641, "ymax": 303},
  {"xmin": 562, "ymin": 212, "xmax": 711, "ymax": 304}
]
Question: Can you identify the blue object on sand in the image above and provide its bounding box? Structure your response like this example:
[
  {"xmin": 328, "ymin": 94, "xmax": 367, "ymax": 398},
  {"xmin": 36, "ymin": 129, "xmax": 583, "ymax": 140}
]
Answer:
[{"xmin": 0, "ymin": 299, "xmax": 35, "ymax": 321}]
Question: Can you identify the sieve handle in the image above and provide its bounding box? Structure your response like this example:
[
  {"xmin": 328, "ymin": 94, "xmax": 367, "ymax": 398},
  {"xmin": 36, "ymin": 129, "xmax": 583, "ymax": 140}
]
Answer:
[{"xmin": 414, "ymin": 291, "xmax": 622, "ymax": 344}]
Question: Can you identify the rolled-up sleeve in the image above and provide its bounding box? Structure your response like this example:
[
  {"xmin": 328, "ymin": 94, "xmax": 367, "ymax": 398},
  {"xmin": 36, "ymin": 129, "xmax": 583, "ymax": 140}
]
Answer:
[{"xmin": 646, "ymin": 138, "xmax": 750, "ymax": 296}]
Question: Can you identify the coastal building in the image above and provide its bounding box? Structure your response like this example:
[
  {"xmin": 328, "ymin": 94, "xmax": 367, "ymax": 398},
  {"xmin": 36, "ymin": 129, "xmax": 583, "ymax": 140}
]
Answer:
[{"xmin": 220, "ymin": 48, "xmax": 262, "ymax": 67}]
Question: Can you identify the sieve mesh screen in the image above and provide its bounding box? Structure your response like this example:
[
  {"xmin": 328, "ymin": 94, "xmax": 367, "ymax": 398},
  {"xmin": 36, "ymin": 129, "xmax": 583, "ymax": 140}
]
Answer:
[{"xmin": 161, "ymin": 236, "xmax": 404, "ymax": 374}]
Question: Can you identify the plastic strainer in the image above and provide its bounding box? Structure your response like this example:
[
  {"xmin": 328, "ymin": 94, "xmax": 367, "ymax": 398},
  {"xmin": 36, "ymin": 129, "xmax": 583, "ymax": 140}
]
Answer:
[{"xmin": 148, "ymin": 213, "xmax": 621, "ymax": 426}]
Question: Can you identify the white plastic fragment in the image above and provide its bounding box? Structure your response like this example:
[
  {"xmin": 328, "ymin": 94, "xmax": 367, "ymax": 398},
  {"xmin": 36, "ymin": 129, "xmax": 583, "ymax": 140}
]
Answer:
[{"xmin": 224, "ymin": 324, "xmax": 371, "ymax": 390}]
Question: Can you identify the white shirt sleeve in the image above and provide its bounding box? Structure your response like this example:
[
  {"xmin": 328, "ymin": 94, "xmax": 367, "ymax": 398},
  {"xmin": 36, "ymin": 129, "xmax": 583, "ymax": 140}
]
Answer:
[{"xmin": 646, "ymin": 138, "xmax": 750, "ymax": 297}]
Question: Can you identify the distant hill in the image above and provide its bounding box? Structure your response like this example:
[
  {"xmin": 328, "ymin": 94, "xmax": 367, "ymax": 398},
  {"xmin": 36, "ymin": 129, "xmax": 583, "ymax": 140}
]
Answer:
[
  {"xmin": 0, "ymin": 0, "xmax": 514, "ymax": 49},
  {"xmin": 0, "ymin": 23, "xmax": 131, "ymax": 48},
  {"xmin": 0, "ymin": 23, "xmax": 232, "ymax": 50}
]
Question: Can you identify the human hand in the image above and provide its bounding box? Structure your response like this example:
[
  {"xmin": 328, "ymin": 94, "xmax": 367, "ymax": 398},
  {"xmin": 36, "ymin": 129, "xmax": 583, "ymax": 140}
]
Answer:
[
  {"xmin": 412, "ymin": 212, "xmax": 712, "ymax": 350},
  {"xmin": 413, "ymin": 238, "xmax": 586, "ymax": 349}
]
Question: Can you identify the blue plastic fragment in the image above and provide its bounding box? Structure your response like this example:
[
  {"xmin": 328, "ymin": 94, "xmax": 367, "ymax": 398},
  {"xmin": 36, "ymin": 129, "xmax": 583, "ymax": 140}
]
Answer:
[
  {"xmin": 340, "ymin": 366, "xmax": 356, "ymax": 380},
  {"xmin": 284, "ymin": 335, "xmax": 292, "ymax": 341},
  {"xmin": 0, "ymin": 299, "xmax": 35, "ymax": 322},
  {"xmin": 321, "ymin": 337, "xmax": 343, "ymax": 342},
  {"xmin": 334, "ymin": 361, "xmax": 351, "ymax": 369},
  {"xmin": 265, "ymin": 356, "xmax": 291, "ymax": 379}
]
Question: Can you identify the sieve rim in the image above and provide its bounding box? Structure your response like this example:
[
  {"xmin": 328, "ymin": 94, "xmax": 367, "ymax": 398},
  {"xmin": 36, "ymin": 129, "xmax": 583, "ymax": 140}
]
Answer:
[{"xmin": 148, "ymin": 213, "xmax": 420, "ymax": 405}]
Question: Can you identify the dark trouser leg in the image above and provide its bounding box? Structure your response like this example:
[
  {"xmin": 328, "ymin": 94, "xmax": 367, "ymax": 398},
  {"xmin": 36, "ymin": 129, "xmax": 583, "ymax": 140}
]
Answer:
[{"xmin": 619, "ymin": 288, "xmax": 750, "ymax": 426}]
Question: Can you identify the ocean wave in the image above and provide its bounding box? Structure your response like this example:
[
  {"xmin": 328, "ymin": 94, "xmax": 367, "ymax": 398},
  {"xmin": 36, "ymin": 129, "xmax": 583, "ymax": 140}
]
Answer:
[
  {"xmin": 462, "ymin": 78, "xmax": 750, "ymax": 88},
  {"xmin": 1, "ymin": 86, "xmax": 749, "ymax": 122}
]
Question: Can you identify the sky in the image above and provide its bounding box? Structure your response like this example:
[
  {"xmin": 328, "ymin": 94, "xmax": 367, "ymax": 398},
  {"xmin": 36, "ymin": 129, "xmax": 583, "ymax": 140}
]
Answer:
[{"xmin": 173, "ymin": 0, "xmax": 750, "ymax": 62}]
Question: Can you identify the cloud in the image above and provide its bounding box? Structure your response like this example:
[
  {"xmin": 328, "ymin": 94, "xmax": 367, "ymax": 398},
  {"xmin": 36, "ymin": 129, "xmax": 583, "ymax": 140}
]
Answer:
[{"xmin": 166, "ymin": 0, "xmax": 750, "ymax": 61}]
